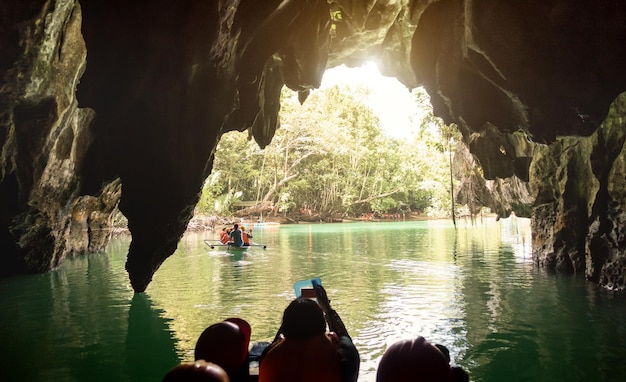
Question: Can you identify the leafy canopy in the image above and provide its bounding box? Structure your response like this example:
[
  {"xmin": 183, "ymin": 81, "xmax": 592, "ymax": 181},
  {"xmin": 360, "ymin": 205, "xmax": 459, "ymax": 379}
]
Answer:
[{"xmin": 198, "ymin": 84, "xmax": 461, "ymax": 218}]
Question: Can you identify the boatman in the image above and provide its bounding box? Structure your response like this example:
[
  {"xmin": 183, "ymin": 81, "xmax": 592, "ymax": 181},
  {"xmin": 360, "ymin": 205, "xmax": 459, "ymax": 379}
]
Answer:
[{"xmin": 229, "ymin": 224, "xmax": 244, "ymax": 247}]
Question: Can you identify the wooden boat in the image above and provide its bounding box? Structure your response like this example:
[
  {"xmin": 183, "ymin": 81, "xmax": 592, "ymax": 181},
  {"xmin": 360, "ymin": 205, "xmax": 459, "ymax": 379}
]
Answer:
[{"xmin": 204, "ymin": 240, "xmax": 266, "ymax": 250}]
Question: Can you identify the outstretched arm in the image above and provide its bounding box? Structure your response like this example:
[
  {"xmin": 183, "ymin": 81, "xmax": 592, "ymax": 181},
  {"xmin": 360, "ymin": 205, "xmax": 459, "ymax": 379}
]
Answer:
[
  {"xmin": 314, "ymin": 284, "xmax": 350, "ymax": 339},
  {"xmin": 314, "ymin": 284, "xmax": 360, "ymax": 382}
]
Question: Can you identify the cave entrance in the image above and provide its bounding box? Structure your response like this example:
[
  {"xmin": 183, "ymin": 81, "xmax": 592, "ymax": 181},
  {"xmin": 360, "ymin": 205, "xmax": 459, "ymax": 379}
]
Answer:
[
  {"xmin": 194, "ymin": 62, "xmax": 474, "ymax": 230},
  {"xmin": 320, "ymin": 62, "xmax": 420, "ymax": 140}
]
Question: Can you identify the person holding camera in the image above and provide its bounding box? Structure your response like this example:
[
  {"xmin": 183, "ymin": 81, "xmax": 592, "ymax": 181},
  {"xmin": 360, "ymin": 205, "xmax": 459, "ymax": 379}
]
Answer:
[{"xmin": 258, "ymin": 284, "xmax": 360, "ymax": 382}]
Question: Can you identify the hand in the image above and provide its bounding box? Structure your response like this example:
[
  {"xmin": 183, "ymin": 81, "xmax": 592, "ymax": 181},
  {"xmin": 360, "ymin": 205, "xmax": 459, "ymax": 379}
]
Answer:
[
  {"xmin": 314, "ymin": 284, "xmax": 331, "ymax": 313},
  {"xmin": 326, "ymin": 331, "xmax": 339, "ymax": 346},
  {"xmin": 314, "ymin": 284, "xmax": 349, "ymax": 338}
]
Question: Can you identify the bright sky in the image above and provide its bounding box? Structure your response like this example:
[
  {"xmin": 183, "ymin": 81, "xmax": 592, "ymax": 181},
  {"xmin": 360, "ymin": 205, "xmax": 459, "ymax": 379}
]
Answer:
[{"xmin": 319, "ymin": 62, "xmax": 420, "ymax": 139}]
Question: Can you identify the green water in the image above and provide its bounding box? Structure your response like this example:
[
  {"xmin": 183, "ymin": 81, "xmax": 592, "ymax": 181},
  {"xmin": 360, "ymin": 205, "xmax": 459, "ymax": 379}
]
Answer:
[{"xmin": 1, "ymin": 218, "xmax": 626, "ymax": 381}]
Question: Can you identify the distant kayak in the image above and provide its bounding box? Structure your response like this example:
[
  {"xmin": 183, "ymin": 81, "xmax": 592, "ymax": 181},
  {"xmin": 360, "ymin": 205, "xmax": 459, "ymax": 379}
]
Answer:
[
  {"xmin": 252, "ymin": 221, "xmax": 280, "ymax": 229},
  {"xmin": 204, "ymin": 240, "xmax": 267, "ymax": 249}
]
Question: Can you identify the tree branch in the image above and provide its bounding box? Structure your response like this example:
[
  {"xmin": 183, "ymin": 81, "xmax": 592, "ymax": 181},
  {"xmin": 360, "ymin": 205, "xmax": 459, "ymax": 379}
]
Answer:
[{"xmin": 353, "ymin": 189, "xmax": 401, "ymax": 204}]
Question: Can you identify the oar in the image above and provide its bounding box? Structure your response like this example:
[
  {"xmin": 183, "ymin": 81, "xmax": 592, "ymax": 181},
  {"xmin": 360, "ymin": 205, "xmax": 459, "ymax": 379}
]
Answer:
[
  {"xmin": 204, "ymin": 240, "xmax": 230, "ymax": 249},
  {"xmin": 248, "ymin": 243, "xmax": 267, "ymax": 249},
  {"xmin": 228, "ymin": 243, "xmax": 267, "ymax": 250},
  {"xmin": 204, "ymin": 240, "xmax": 266, "ymax": 249}
]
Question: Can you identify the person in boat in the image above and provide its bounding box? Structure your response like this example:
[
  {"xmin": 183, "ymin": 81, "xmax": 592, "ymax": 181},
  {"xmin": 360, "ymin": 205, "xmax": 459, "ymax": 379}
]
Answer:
[
  {"xmin": 241, "ymin": 226, "xmax": 253, "ymax": 246},
  {"xmin": 376, "ymin": 336, "xmax": 469, "ymax": 382},
  {"xmin": 219, "ymin": 227, "xmax": 230, "ymax": 245},
  {"xmin": 229, "ymin": 224, "xmax": 244, "ymax": 247},
  {"xmin": 194, "ymin": 318, "xmax": 251, "ymax": 382},
  {"xmin": 162, "ymin": 360, "xmax": 229, "ymax": 382},
  {"xmin": 258, "ymin": 284, "xmax": 360, "ymax": 382}
]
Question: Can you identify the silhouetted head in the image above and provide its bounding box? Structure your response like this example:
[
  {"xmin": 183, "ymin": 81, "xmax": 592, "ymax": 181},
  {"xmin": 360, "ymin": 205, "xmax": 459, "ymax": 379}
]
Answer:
[
  {"xmin": 376, "ymin": 336, "xmax": 468, "ymax": 382},
  {"xmin": 225, "ymin": 317, "xmax": 251, "ymax": 364},
  {"xmin": 233, "ymin": 224, "xmax": 239, "ymax": 230},
  {"xmin": 194, "ymin": 321, "xmax": 247, "ymax": 378},
  {"xmin": 162, "ymin": 360, "xmax": 229, "ymax": 382},
  {"xmin": 281, "ymin": 297, "xmax": 326, "ymax": 339}
]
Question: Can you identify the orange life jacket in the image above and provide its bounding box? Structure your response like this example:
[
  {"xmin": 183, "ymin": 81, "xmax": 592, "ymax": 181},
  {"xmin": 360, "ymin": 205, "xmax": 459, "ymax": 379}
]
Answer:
[
  {"xmin": 242, "ymin": 232, "xmax": 251, "ymax": 245},
  {"xmin": 219, "ymin": 231, "xmax": 229, "ymax": 244},
  {"xmin": 259, "ymin": 335, "xmax": 342, "ymax": 382}
]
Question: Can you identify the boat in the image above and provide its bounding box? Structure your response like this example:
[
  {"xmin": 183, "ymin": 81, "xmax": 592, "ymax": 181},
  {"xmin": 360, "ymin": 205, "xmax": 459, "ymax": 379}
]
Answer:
[
  {"xmin": 204, "ymin": 240, "xmax": 266, "ymax": 250},
  {"xmin": 252, "ymin": 221, "xmax": 281, "ymax": 229}
]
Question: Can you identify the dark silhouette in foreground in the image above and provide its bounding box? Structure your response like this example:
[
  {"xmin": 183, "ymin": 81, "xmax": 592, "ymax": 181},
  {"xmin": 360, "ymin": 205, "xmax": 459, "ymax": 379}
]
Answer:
[
  {"xmin": 194, "ymin": 318, "xmax": 251, "ymax": 382},
  {"xmin": 162, "ymin": 360, "xmax": 229, "ymax": 382},
  {"xmin": 259, "ymin": 284, "xmax": 359, "ymax": 382},
  {"xmin": 376, "ymin": 336, "xmax": 469, "ymax": 382}
]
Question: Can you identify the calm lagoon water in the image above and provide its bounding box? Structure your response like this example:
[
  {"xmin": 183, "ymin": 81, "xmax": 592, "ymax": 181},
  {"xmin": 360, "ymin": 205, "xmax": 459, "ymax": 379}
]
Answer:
[{"xmin": 1, "ymin": 217, "xmax": 626, "ymax": 381}]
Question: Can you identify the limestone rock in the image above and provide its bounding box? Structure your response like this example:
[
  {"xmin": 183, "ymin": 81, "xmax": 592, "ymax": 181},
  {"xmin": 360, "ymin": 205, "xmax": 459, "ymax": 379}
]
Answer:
[
  {"xmin": 531, "ymin": 92, "xmax": 626, "ymax": 287},
  {"xmin": 1, "ymin": 0, "xmax": 118, "ymax": 274}
]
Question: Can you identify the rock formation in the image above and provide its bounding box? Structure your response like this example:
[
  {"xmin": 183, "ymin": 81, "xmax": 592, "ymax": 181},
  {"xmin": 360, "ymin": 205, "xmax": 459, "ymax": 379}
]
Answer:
[{"xmin": 1, "ymin": 0, "xmax": 625, "ymax": 292}]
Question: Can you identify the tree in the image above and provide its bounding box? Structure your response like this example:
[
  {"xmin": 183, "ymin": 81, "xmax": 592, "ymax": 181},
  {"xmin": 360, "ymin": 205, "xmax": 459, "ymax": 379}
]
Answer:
[{"xmin": 204, "ymin": 83, "xmax": 464, "ymax": 219}]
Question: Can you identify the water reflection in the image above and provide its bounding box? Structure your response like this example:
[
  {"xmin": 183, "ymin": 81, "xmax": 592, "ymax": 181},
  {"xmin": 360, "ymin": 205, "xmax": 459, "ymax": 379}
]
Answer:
[
  {"xmin": 126, "ymin": 293, "xmax": 179, "ymax": 381},
  {"xmin": 0, "ymin": 247, "xmax": 180, "ymax": 381},
  {"xmin": 2, "ymin": 219, "xmax": 626, "ymax": 381}
]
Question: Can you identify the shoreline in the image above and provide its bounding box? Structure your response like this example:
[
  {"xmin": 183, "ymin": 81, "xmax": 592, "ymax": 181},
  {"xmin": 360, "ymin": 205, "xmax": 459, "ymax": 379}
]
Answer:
[
  {"xmin": 184, "ymin": 212, "xmax": 501, "ymax": 232},
  {"xmin": 111, "ymin": 212, "xmax": 503, "ymax": 236}
]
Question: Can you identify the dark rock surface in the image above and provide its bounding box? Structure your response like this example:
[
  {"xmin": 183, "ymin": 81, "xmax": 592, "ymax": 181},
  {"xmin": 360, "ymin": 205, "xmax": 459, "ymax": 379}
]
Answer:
[{"xmin": 1, "ymin": 0, "xmax": 626, "ymax": 291}]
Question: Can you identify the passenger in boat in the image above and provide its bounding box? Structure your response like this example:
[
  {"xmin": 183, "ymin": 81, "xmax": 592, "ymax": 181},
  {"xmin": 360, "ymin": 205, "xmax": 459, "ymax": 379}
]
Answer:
[
  {"xmin": 376, "ymin": 336, "xmax": 469, "ymax": 382},
  {"xmin": 194, "ymin": 319, "xmax": 251, "ymax": 382},
  {"xmin": 162, "ymin": 360, "xmax": 229, "ymax": 382},
  {"xmin": 219, "ymin": 228, "xmax": 230, "ymax": 245},
  {"xmin": 225, "ymin": 317, "xmax": 252, "ymax": 363},
  {"xmin": 241, "ymin": 226, "xmax": 253, "ymax": 246},
  {"xmin": 229, "ymin": 224, "xmax": 243, "ymax": 247},
  {"xmin": 259, "ymin": 285, "xmax": 360, "ymax": 382}
]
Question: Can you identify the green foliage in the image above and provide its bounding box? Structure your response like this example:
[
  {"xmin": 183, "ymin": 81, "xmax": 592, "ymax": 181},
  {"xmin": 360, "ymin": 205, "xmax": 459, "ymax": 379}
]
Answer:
[
  {"xmin": 277, "ymin": 191, "xmax": 296, "ymax": 215},
  {"xmin": 205, "ymin": 83, "xmax": 464, "ymax": 219},
  {"xmin": 213, "ymin": 190, "xmax": 242, "ymax": 215},
  {"xmin": 196, "ymin": 170, "xmax": 243, "ymax": 215},
  {"xmin": 371, "ymin": 197, "xmax": 398, "ymax": 214}
]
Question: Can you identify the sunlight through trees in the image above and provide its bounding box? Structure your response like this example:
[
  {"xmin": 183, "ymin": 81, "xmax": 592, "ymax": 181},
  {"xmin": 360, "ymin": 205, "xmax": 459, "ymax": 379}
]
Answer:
[{"xmin": 197, "ymin": 79, "xmax": 471, "ymax": 220}]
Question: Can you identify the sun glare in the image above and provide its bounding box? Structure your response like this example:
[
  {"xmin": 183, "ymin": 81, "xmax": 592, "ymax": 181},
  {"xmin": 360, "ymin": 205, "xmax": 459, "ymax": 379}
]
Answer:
[{"xmin": 320, "ymin": 62, "xmax": 421, "ymax": 139}]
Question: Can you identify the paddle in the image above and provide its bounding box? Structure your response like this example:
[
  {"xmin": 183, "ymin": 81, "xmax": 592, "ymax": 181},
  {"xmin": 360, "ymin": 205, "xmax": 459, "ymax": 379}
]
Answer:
[
  {"xmin": 204, "ymin": 239, "xmax": 266, "ymax": 249},
  {"xmin": 204, "ymin": 239, "xmax": 223, "ymax": 248},
  {"xmin": 225, "ymin": 243, "xmax": 266, "ymax": 249},
  {"xmin": 247, "ymin": 243, "xmax": 267, "ymax": 249}
]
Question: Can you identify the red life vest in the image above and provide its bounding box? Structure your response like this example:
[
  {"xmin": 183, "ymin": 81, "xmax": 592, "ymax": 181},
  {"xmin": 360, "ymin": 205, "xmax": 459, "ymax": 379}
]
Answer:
[
  {"xmin": 259, "ymin": 335, "xmax": 342, "ymax": 382},
  {"xmin": 219, "ymin": 230, "xmax": 229, "ymax": 244}
]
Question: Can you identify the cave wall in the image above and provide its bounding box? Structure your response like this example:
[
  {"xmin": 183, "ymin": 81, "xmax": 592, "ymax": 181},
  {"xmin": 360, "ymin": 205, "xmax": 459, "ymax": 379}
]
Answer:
[
  {"xmin": 531, "ymin": 93, "xmax": 626, "ymax": 288},
  {"xmin": 0, "ymin": 0, "xmax": 119, "ymax": 275},
  {"xmin": 1, "ymin": 0, "xmax": 626, "ymax": 291},
  {"xmin": 411, "ymin": 0, "xmax": 626, "ymax": 289}
]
